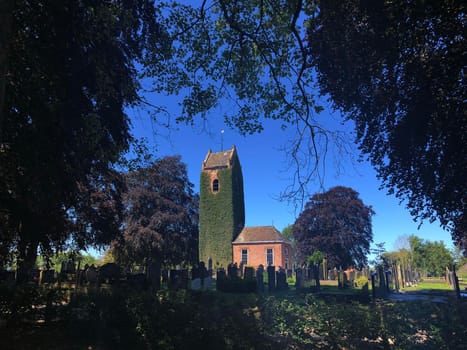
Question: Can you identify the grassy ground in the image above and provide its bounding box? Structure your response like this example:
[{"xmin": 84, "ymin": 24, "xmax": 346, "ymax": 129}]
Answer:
[{"xmin": 1, "ymin": 282, "xmax": 466, "ymax": 350}]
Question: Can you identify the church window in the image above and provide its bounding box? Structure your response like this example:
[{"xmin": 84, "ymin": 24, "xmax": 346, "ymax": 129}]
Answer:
[
  {"xmin": 241, "ymin": 249, "xmax": 248, "ymax": 265},
  {"xmin": 212, "ymin": 179, "xmax": 219, "ymax": 192},
  {"xmin": 266, "ymin": 248, "xmax": 273, "ymax": 266}
]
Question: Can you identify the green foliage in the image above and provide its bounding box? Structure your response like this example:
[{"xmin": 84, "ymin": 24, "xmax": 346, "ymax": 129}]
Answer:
[
  {"xmin": 199, "ymin": 155, "xmax": 244, "ymax": 268},
  {"xmin": 306, "ymin": 251, "xmax": 324, "ymax": 266},
  {"xmin": 0, "ymin": 0, "xmax": 168, "ymax": 274},
  {"xmin": 1, "ymin": 286, "xmax": 466, "ymax": 349},
  {"xmin": 308, "ymin": 1, "xmax": 466, "ymax": 247},
  {"xmin": 408, "ymin": 235, "xmax": 453, "ymax": 277},
  {"xmin": 145, "ymin": 1, "xmax": 338, "ymax": 208},
  {"xmin": 0, "ymin": 284, "xmax": 68, "ymax": 324},
  {"xmin": 281, "ymin": 225, "xmax": 294, "ymax": 241},
  {"xmin": 148, "ymin": 1, "xmax": 317, "ymax": 131},
  {"xmin": 354, "ymin": 275, "xmax": 369, "ymax": 289},
  {"xmin": 36, "ymin": 250, "xmax": 97, "ymax": 271},
  {"xmin": 261, "ymin": 294, "xmax": 466, "ymax": 349}
]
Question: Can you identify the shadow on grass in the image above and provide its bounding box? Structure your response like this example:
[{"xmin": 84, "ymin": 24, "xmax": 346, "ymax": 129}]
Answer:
[{"xmin": 1, "ymin": 284, "xmax": 466, "ymax": 349}]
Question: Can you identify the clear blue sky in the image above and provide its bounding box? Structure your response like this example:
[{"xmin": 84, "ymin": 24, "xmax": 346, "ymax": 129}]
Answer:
[{"xmin": 128, "ymin": 97, "xmax": 454, "ymax": 253}]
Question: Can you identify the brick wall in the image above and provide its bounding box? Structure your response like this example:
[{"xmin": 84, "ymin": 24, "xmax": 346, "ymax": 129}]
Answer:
[{"xmin": 232, "ymin": 242, "xmax": 292, "ymax": 270}]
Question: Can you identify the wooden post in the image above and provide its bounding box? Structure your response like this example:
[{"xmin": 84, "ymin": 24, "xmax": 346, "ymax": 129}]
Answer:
[
  {"xmin": 371, "ymin": 272, "xmax": 376, "ymax": 301},
  {"xmin": 453, "ymin": 265, "xmax": 461, "ymax": 300}
]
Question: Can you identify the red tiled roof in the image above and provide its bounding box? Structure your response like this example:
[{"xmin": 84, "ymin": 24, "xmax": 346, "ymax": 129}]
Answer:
[
  {"xmin": 233, "ymin": 226, "xmax": 289, "ymax": 244},
  {"xmin": 203, "ymin": 146, "xmax": 236, "ymax": 170}
]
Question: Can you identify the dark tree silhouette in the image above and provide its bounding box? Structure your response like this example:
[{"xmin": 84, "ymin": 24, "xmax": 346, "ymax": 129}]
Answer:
[
  {"xmin": 0, "ymin": 0, "xmax": 168, "ymax": 275},
  {"xmin": 307, "ymin": 0, "xmax": 466, "ymax": 249},
  {"xmin": 293, "ymin": 186, "xmax": 374, "ymax": 268},
  {"xmin": 115, "ymin": 156, "xmax": 198, "ymax": 277}
]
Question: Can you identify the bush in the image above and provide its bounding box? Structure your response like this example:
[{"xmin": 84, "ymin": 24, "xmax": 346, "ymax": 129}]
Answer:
[{"xmin": 354, "ymin": 275, "xmax": 369, "ymax": 289}]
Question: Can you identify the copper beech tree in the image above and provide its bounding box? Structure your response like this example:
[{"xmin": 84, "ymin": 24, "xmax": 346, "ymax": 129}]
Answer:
[
  {"xmin": 293, "ymin": 186, "xmax": 374, "ymax": 269},
  {"xmin": 114, "ymin": 156, "xmax": 198, "ymax": 281}
]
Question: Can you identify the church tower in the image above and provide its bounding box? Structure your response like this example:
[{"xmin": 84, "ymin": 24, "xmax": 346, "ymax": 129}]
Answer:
[{"xmin": 199, "ymin": 145, "xmax": 245, "ymax": 269}]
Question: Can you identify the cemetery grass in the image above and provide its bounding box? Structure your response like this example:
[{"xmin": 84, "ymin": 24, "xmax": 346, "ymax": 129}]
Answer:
[{"xmin": 1, "ymin": 284, "xmax": 466, "ymax": 349}]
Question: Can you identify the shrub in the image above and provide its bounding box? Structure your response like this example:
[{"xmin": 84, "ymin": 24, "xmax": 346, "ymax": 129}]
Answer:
[{"xmin": 354, "ymin": 275, "xmax": 369, "ymax": 289}]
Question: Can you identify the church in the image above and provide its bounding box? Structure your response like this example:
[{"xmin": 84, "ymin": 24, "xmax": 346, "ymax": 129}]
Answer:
[{"xmin": 199, "ymin": 146, "xmax": 292, "ymax": 271}]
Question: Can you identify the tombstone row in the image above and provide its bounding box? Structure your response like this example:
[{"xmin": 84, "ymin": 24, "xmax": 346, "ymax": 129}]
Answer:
[{"xmin": 1, "ymin": 261, "xmax": 291, "ymax": 293}]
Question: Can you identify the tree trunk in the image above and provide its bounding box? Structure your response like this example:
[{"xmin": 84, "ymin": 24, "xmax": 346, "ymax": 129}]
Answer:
[
  {"xmin": 148, "ymin": 259, "xmax": 161, "ymax": 290},
  {"xmin": 314, "ymin": 263, "xmax": 321, "ymax": 291},
  {"xmin": 16, "ymin": 238, "xmax": 38, "ymax": 284},
  {"xmin": 0, "ymin": 0, "xmax": 14, "ymax": 140}
]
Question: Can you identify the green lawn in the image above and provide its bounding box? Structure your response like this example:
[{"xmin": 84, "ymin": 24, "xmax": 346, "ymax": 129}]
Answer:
[{"xmin": 402, "ymin": 280, "xmax": 453, "ymax": 292}]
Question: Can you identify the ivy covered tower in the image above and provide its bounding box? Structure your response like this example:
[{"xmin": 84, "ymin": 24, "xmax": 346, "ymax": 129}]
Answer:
[{"xmin": 199, "ymin": 145, "xmax": 245, "ymax": 269}]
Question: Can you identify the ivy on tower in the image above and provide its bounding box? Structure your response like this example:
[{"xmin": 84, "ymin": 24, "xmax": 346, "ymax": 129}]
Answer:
[{"xmin": 199, "ymin": 146, "xmax": 245, "ymax": 269}]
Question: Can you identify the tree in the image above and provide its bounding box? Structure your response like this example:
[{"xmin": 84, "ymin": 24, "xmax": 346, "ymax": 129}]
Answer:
[
  {"xmin": 408, "ymin": 235, "xmax": 453, "ymax": 277},
  {"xmin": 144, "ymin": 1, "xmax": 349, "ymax": 206},
  {"xmin": 282, "ymin": 224, "xmax": 299, "ymax": 266},
  {"xmin": 307, "ymin": 250, "xmax": 324, "ymax": 290},
  {"xmin": 307, "ymin": 1, "xmax": 466, "ymax": 248},
  {"xmin": 0, "ymin": 1, "xmax": 168, "ymax": 276},
  {"xmin": 114, "ymin": 156, "xmax": 198, "ymax": 278},
  {"xmin": 36, "ymin": 250, "xmax": 98, "ymax": 271},
  {"xmin": 370, "ymin": 242, "xmax": 387, "ymax": 268},
  {"xmin": 293, "ymin": 186, "xmax": 374, "ymax": 268}
]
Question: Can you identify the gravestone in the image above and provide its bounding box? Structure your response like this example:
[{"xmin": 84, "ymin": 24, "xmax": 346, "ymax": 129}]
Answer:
[
  {"xmin": 29, "ymin": 269, "xmax": 40, "ymax": 284},
  {"xmin": 199, "ymin": 262, "xmax": 208, "ymax": 281},
  {"xmin": 169, "ymin": 269, "xmax": 188, "ymax": 289},
  {"xmin": 180, "ymin": 269, "xmax": 189, "ymax": 289},
  {"xmin": 0, "ymin": 270, "xmax": 16, "ymax": 284},
  {"xmin": 342, "ymin": 271, "xmax": 349, "ymax": 288},
  {"xmin": 227, "ymin": 263, "xmax": 239, "ymax": 279},
  {"xmin": 267, "ymin": 265, "xmax": 276, "ymax": 292},
  {"xmin": 244, "ymin": 266, "xmax": 255, "ymax": 280},
  {"xmin": 216, "ymin": 268, "xmax": 227, "ymax": 281},
  {"xmin": 256, "ymin": 265, "xmax": 264, "ymax": 292},
  {"xmin": 191, "ymin": 278, "xmax": 202, "ymax": 290},
  {"xmin": 100, "ymin": 263, "xmax": 121, "ymax": 284},
  {"xmin": 191, "ymin": 267, "xmax": 200, "ymax": 280},
  {"xmin": 295, "ymin": 268, "xmax": 304, "ymax": 290},
  {"xmin": 161, "ymin": 269, "xmax": 169, "ymax": 283},
  {"xmin": 203, "ymin": 276, "xmax": 214, "ymax": 290},
  {"xmin": 148, "ymin": 261, "xmax": 161, "ymax": 290},
  {"xmin": 86, "ymin": 265, "xmax": 98, "ymax": 285},
  {"xmin": 276, "ymin": 268, "xmax": 288, "ymax": 290},
  {"xmin": 39, "ymin": 269, "xmax": 55, "ymax": 284},
  {"xmin": 127, "ymin": 273, "xmax": 146, "ymax": 288},
  {"xmin": 348, "ymin": 270, "xmax": 355, "ymax": 288}
]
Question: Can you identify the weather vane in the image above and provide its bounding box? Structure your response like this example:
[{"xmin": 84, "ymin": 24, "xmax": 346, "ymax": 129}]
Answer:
[{"xmin": 221, "ymin": 129, "xmax": 225, "ymax": 151}]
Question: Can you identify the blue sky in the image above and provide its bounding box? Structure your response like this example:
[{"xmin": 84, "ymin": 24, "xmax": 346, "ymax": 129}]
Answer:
[{"xmin": 128, "ymin": 98, "xmax": 454, "ymax": 253}]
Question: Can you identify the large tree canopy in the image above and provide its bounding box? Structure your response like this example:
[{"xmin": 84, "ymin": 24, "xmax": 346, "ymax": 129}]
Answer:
[
  {"xmin": 145, "ymin": 0, "xmax": 345, "ymax": 204},
  {"xmin": 2, "ymin": 0, "xmax": 464, "ymax": 272},
  {"xmin": 293, "ymin": 186, "xmax": 374, "ymax": 268},
  {"xmin": 147, "ymin": 2, "xmax": 466, "ymax": 250},
  {"xmin": 0, "ymin": 0, "xmax": 168, "ymax": 273},
  {"xmin": 115, "ymin": 156, "xmax": 198, "ymax": 268},
  {"xmin": 307, "ymin": 0, "xmax": 466, "ymax": 247}
]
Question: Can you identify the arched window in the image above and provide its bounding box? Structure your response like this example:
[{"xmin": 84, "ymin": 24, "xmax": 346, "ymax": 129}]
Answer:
[{"xmin": 212, "ymin": 179, "xmax": 219, "ymax": 192}]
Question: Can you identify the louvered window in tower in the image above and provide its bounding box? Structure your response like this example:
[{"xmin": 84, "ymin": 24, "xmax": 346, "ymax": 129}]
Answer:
[{"xmin": 212, "ymin": 179, "xmax": 219, "ymax": 192}]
